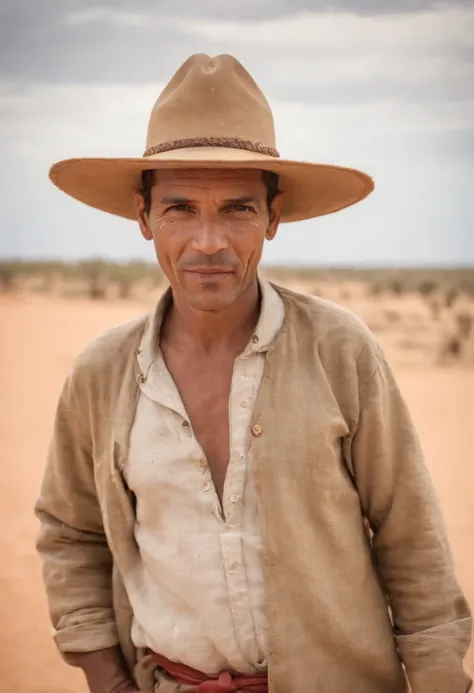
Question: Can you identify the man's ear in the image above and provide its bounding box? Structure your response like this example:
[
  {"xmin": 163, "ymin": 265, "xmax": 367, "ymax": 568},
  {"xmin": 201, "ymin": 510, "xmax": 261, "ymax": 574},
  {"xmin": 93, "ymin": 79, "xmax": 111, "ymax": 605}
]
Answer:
[
  {"xmin": 135, "ymin": 192, "xmax": 153, "ymax": 241},
  {"xmin": 265, "ymin": 191, "xmax": 284, "ymax": 240}
]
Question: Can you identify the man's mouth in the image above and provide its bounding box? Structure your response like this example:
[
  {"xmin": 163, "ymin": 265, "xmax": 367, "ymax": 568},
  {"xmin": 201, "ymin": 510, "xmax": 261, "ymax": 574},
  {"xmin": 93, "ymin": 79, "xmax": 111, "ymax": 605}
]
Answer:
[{"xmin": 183, "ymin": 268, "xmax": 234, "ymax": 275}]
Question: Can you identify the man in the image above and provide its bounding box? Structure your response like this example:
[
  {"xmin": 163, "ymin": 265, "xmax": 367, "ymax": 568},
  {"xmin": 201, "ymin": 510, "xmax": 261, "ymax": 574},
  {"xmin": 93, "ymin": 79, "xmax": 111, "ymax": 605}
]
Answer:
[{"xmin": 35, "ymin": 54, "xmax": 472, "ymax": 693}]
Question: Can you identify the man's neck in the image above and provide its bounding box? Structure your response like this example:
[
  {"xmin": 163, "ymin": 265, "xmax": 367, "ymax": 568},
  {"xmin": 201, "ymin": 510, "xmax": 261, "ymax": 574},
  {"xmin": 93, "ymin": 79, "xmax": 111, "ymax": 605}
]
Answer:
[{"xmin": 162, "ymin": 279, "xmax": 261, "ymax": 356}]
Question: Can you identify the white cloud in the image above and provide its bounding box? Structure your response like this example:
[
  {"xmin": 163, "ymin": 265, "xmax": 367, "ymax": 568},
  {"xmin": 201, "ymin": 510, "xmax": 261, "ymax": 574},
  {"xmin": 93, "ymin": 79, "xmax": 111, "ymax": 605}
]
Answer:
[
  {"xmin": 66, "ymin": 8, "xmax": 151, "ymax": 27},
  {"xmin": 184, "ymin": 6, "xmax": 474, "ymax": 52},
  {"xmin": 0, "ymin": 82, "xmax": 164, "ymax": 161},
  {"xmin": 64, "ymin": 5, "xmax": 474, "ymax": 51},
  {"xmin": 1, "ymin": 82, "xmax": 471, "ymax": 165},
  {"xmin": 180, "ymin": 7, "xmax": 474, "ymax": 103},
  {"xmin": 58, "ymin": 5, "xmax": 474, "ymax": 108}
]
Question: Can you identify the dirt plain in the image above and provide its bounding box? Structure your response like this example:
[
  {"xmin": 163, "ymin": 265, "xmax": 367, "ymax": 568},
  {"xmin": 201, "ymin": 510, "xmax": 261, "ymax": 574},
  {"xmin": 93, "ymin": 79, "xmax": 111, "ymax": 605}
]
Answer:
[{"xmin": 1, "ymin": 278, "xmax": 473, "ymax": 692}]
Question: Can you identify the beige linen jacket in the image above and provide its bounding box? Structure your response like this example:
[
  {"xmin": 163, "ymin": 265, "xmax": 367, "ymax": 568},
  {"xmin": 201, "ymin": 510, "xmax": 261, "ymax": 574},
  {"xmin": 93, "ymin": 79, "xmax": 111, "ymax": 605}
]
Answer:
[{"xmin": 35, "ymin": 284, "xmax": 472, "ymax": 693}]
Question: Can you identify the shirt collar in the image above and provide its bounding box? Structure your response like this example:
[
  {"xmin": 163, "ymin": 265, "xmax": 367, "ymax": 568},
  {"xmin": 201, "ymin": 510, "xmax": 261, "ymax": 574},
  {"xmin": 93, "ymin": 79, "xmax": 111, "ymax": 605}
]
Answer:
[
  {"xmin": 240, "ymin": 276, "xmax": 285, "ymax": 357},
  {"xmin": 137, "ymin": 276, "xmax": 285, "ymax": 375}
]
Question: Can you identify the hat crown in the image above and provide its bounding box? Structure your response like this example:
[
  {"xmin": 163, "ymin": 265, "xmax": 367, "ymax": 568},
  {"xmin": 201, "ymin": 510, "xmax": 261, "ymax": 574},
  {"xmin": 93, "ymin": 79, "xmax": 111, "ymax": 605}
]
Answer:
[
  {"xmin": 49, "ymin": 53, "xmax": 374, "ymax": 224},
  {"xmin": 145, "ymin": 54, "xmax": 276, "ymax": 152}
]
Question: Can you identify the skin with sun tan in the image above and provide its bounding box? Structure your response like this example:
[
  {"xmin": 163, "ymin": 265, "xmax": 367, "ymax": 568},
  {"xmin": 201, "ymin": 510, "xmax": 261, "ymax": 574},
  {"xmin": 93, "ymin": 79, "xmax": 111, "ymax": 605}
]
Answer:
[
  {"xmin": 73, "ymin": 168, "xmax": 283, "ymax": 693},
  {"xmin": 136, "ymin": 168, "xmax": 283, "ymax": 502}
]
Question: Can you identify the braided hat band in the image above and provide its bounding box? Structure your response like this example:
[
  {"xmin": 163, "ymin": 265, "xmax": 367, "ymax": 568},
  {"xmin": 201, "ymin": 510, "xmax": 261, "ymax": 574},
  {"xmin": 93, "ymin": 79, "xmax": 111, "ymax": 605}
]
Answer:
[{"xmin": 143, "ymin": 136, "xmax": 280, "ymax": 159}]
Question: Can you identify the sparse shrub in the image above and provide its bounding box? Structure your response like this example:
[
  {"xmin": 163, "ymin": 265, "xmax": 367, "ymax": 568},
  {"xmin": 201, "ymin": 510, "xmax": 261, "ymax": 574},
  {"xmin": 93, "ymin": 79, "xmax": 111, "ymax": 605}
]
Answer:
[
  {"xmin": 444, "ymin": 336, "xmax": 462, "ymax": 357},
  {"xmin": 436, "ymin": 330, "xmax": 461, "ymax": 364},
  {"xmin": 79, "ymin": 259, "xmax": 108, "ymax": 300},
  {"xmin": 390, "ymin": 279, "xmax": 404, "ymax": 296},
  {"xmin": 116, "ymin": 274, "xmax": 135, "ymax": 299},
  {"xmin": 0, "ymin": 264, "xmax": 17, "ymax": 293},
  {"xmin": 444, "ymin": 288, "xmax": 459, "ymax": 308},
  {"xmin": 437, "ymin": 311, "xmax": 474, "ymax": 364},
  {"xmin": 455, "ymin": 312, "xmax": 473, "ymax": 340},
  {"xmin": 0, "ymin": 261, "xmax": 31, "ymax": 293},
  {"xmin": 108, "ymin": 262, "xmax": 146, "ymax": 299},
  {"xmin": 369, "ymin": 283, "xmax": 383, "ymax": 297},
  {"xmin": 418, "ymin": 279, "xmax": 438, "ymax": 297},
  {"xmin": 460, "ymin": 279, "xmax": 474, "ymax": 297}
]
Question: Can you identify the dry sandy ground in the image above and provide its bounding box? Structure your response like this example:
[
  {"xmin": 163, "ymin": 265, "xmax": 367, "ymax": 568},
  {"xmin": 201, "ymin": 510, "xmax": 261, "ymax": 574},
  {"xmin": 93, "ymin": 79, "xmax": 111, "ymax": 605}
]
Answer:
[{"xmin": 1, "ymin": 295, "xmax": 473, "ymax": 692}]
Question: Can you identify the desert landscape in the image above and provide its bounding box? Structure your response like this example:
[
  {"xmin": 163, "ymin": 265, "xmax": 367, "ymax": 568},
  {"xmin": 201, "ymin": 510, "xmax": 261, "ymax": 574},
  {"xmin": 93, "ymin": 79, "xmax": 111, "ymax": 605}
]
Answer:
[{"xmin": 1, "ymin": 261, "xmax": 473, "ymax": 692}]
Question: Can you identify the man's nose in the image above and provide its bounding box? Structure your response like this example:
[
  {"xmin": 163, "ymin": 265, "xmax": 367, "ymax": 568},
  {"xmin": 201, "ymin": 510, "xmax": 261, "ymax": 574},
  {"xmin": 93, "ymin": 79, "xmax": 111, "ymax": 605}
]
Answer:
[{"xmin": 191, "ymin": 218, "xmax": 229, "ymax": 255}]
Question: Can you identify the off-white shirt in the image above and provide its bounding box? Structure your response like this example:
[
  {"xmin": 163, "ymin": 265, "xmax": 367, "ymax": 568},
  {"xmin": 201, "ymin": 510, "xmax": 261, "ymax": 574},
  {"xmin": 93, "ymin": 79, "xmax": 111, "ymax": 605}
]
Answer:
[{"xmin": 122, "ymin": 280, "xmax": 285, "ymax": 675}]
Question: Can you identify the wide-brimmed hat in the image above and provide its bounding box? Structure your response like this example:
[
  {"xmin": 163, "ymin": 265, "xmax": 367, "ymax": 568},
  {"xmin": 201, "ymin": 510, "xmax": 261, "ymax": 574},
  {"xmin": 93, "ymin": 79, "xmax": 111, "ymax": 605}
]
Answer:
[{"xmin": 49, "ymin": 54, "xmax": 374, "ymax": 223}]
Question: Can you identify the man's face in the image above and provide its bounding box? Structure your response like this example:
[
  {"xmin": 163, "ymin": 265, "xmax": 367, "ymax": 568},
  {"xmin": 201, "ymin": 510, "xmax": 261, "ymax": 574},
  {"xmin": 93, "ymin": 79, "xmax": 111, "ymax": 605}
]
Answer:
[{"xmin": 136, "ymin": 168, "xmax": 283, "ymax": 311}]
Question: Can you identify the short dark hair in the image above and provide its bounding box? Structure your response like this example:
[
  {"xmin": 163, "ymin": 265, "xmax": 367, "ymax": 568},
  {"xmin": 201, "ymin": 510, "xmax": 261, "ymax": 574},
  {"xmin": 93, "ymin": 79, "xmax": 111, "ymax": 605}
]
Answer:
[{"xmin": 140, "ymin": 169, "xmax": 279, "ymax": 215}]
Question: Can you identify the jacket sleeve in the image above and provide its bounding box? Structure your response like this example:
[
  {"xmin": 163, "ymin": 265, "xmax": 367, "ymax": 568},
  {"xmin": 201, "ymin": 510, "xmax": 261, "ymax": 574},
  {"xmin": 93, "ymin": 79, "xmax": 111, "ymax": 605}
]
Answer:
[
  {"xmin": 35, "ymin": 369, "xmax": 119, "ymax": 662},
  {"xmin": 351, "ymin": 344, "xmax": 472, "ymax": 693}
]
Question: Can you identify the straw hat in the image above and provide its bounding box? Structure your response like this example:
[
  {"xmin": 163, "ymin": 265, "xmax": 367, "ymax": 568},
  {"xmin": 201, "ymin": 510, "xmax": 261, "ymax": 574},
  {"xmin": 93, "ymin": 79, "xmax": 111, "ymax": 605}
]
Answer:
[{"xmin": 49, "ymin": 54, "xmax": 374, "ymax": 223}]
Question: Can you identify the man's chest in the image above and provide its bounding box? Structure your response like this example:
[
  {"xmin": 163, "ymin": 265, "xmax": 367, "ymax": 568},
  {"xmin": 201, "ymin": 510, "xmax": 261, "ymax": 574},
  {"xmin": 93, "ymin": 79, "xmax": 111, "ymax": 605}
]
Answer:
[
  {"xmin": 167, "ymin": 356, "xmax": 234, "ymax": 499},
  {"xmin": 124, "ymin": 348, "xmax": 265, "ymax": 514}
]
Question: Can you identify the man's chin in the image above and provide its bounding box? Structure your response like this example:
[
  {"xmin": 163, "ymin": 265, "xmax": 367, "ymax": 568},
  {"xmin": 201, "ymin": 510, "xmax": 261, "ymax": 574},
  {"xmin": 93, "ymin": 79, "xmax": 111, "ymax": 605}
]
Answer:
[
  {"xmin": 180, "ymin": 285, "xmax": 238, "ymax": 311},
  {"xmin": 185, "ymin": 293, "xmax": 237, "ymax": 312},
  {"xmin": 179, "ymin": 273, "xmax": 239, "ymax": 308}
]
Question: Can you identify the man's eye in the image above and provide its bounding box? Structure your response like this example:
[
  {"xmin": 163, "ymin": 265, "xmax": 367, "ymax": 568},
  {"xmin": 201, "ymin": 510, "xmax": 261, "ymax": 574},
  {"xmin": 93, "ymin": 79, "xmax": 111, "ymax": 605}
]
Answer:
[
  {"xmin": 169, "ymin": 204, "xmax": 192, "ymax": 212},
  {"xmin": 231, "ymin": 205, "xmax": 254, "ymax": 212}
]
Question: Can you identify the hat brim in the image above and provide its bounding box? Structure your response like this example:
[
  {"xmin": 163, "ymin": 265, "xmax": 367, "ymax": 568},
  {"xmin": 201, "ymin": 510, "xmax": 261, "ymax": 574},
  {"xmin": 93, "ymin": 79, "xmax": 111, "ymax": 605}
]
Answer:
[{"xmin": 49, "ymin": 147, "xmax": 374, "ymax": 223}]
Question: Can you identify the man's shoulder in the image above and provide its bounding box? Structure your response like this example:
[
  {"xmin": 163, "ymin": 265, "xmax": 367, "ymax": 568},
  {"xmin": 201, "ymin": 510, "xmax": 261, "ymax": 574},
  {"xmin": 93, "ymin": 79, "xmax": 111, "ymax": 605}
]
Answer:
[
  {"xmin": 71, "ymin": 313, "xmax": 148, "ymax": 383},
  {"xmin": 273, "ymin": 282, "xmax": 373, "ymax": 340},
  {"xmin": 272, "ymin": 282, "xmax": 383, "ymax": 379}
]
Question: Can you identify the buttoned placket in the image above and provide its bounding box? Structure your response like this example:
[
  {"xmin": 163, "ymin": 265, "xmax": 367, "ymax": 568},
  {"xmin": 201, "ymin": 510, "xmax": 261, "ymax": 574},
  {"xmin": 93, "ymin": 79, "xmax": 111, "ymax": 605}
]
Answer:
[
  {"xmin": 123, "ymin": 279, "xmax": 284, "ymax": 673},
  {"xmin": 216, "ymin": 342, "xmax": 265, "ymax": 667}
]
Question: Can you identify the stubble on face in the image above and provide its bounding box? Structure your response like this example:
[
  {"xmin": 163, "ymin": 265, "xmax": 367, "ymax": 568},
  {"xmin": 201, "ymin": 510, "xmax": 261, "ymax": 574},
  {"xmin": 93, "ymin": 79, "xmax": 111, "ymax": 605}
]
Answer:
[{"xmin": 138, "ymin": 168, "xmax": 281, "ymax": 312}]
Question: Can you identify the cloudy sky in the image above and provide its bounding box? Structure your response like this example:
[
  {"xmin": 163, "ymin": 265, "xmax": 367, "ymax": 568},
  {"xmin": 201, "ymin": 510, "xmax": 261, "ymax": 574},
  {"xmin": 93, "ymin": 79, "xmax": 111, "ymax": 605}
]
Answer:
[{"xmin": 1, "ymin": 0, "xmax": 473, "ymax": 266}]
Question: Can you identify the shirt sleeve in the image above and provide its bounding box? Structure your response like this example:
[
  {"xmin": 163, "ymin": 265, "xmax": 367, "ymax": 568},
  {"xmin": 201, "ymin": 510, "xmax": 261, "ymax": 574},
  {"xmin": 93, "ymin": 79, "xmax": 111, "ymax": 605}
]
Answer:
[
  {"xmin": 350, "ymin": 345, "xmax": 472, "ymax": 693},
  {"xmin": 34, "ymin": 370, "xmax": 119, "ymax": 663}
]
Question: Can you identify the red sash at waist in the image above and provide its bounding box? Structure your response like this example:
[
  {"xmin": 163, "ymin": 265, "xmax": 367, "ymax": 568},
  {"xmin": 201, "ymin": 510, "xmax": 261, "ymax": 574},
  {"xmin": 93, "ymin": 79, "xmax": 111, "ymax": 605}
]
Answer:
[{"xmin": 149, "ymin": 651, "xmax": 268, "ymax": 693}]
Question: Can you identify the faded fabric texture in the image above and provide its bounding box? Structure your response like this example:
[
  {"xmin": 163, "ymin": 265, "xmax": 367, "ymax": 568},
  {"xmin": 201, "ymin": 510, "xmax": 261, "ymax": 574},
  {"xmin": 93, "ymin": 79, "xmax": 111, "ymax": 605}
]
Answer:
[
  {"xmin": 124, "ymin": 280, "xmax": 284, "ymax": 673},
  {"xmin": 35, "ymin": 283, "xmax": 472, "ymax": 693}
]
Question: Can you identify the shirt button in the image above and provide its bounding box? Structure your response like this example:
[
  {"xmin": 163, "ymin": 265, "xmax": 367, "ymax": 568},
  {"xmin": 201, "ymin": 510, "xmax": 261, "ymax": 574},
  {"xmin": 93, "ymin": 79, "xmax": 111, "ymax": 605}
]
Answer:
[
  {"xmin": 230, "ymin": 493, "xmax": 240, "ymax": 503},
  {"xmin": 201, "ymin": 481, "xmax": 211, "ymax": 492},
  {"xmin": 182, "ymin": 420, "xmax": 190, "ymax": 428},
  {"xmin": 252, "ymin": 335, "xmax": 259, "ymax": 343},
  {"xmin": 199, "ymin": 459, "xmax": 207, "ymax": 468},
  {"xmin": 240, "ymin": 401, "xmax": 247, "ymax": 408},
  {"xmin": 227, "ymin": 562, "xmax": 237, "ymax": 572},
  {"xmin": 251, "ymin": 423, "xmax": 263, "ymax": 437}
]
